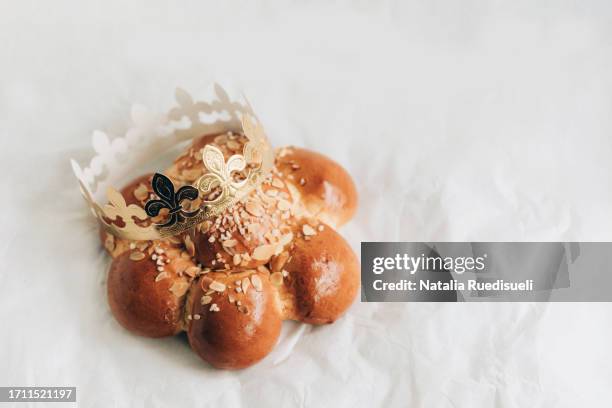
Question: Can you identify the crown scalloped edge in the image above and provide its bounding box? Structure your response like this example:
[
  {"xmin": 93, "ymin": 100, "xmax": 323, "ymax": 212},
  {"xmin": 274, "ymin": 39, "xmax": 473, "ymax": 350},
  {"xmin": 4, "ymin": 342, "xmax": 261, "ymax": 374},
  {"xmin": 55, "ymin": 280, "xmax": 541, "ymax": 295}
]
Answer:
[{"xmin": 71, "ymin": 84, "xmax": 275, "ymax": 241}]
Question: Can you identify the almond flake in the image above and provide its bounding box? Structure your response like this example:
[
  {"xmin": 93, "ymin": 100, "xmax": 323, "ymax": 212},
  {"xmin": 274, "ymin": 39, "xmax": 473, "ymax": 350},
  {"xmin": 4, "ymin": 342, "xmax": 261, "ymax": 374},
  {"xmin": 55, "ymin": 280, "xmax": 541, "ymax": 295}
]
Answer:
[
  {"xmin": 129, "ymin": 251, "xmax": 146, "ymax": 261},
  {"xmin": 257, "ymin": 265, "xmax": 270, "ymax": 275},
  {"xmin": 169, "ymin": 281, "xmax": 189, "ymax": 297},
  {"xmin": 241, "ymin": 277, "xmax": 251, "ymax": 293},
  {"xmin": 251, "ymin": 274, "xmax": 263, "ymax": 292},
  {"xmin": 223, "ymin": 239, "xmax": 237, "ymax": 248},
  {"xmin": 201, "ymin": 295, "xmax": 213, "ymax": 305},
  {"xmin": 302, "ymin": 224, "xmax": 316, "ymax": 236},
  {"xmin": 252, "ymin": 244, "xmax": 276, "ymax": 261},
  {"xmin": 233, "ymin": 254, "xmax": 241, "ymax": 265},
  {"xmin": 270, "ymin": 272, "xmax": 283, "ymax": 286},
  {"xmin": 104, "ymin": 234, "xmax": 115, "ymax": 252},
  {"xmin": 184, "ymin": 235, "xmax": 195, "ymax": 257},
  {"xmin": 182, "ymin": 169, "xmax": 202, "ymax": 180},
  {"xmin": 271, "ymin": 252, "xmax": 289, "ymax": 272},
  {"xmin": 277, "ymin": 199, "xmax": 291, "ymax": 211},
  {"xmin": 155, "ymin": 271, "xmax": 169, "ymax": 282},
  {"xmin": 227, "ymin": 140, "xmax": 241, "ymax": 150},
  {"xmin": 282, "ymin": 269, "xmax": 289, "ymax": 277},
  {"xmin": 214, "ymin": 135, "xmax": 228, "ymax": 145},
  {"xmin": 193, "ymin": 314, "xmax": 201, "ymax": 320},
  {"xmin": 279, "ymin": 232, "xmax": 294, "ymax": 247},
  {"xmin": 299, "ymin": 178, "xmax": 306, "ymax": 186},
  {"xmin": 228, "ymin": 294, "xmax": 236, "ymax": 304},
  {"xmin": 245, "ymin": 201, "xmax": 264, "ymax": 217},
  {"xmin": 208, "ymin": 235, "xmax": 216, "ymax": 243},
  {"xmin": 209, "ymin": 281, "xmax": 226, "ymax": 292},
  {"xmin": 185, "ymin": 266, "xmax": 201, "ymax": 277},
  {"xmin": 133, "ymin": 183, "xmax": 149, "ymax": 202},
  {"xmin": 210, "ymin": 303, "xmax": 220, "ymax": 312},
  {"xmin": 167, "ymin": 235, "xmax": 182, "ymax": 245},
  {"xmin": 318, "ymin": 225, "xmax": 324, "ymax": 231},
  {"xmin": 272, "ymin": 178, "xmax": 284, "ymax": 188}
]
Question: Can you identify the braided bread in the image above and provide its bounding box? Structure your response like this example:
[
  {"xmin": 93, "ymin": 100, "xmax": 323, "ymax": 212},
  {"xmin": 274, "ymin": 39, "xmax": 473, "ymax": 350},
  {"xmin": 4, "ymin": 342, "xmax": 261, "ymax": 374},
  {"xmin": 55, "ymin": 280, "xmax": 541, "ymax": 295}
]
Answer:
[{"xmin": 101, "ymin": 132, "xmax": 359, "ymax": 369}]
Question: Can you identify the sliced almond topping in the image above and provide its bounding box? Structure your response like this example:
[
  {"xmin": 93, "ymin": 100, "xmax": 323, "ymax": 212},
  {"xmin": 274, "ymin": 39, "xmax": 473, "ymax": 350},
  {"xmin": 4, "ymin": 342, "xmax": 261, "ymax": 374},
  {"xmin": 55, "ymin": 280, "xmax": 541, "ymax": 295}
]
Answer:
[
  {"xmin": 104, "ymin": 234, "xmax": 115, "ymax": 252},
  {"xmin": 241, "ymin": 277, "xmax": 251, "ymax": 293},
  {"xmin": 282, "ymin": 269, "xmax": 289, "ymax": 277},
  {"xmin": 271, "ymin": 252, "xmax": 289, "ymax": 272},
  {"xmin": 247, "ymin": 223, "xmax": 260, "ymax": 234},
  {"xmin": 167, "ymin": 235, "xmax": 182, "ymax": 245},
  {"xmin": 252, "ymin": 244, "xmax": 276, "ymax": 261},
  {"xmin": 228, "ymin": 294, "xmax": 236, "ymax": 304},
  {"xmin": 279, "ymin": 232, "xmax": 294, "ymax": 247},
  {"xmin": 155, "ymin": 271, "xmax": 169, "ymax": 282},
  {"xmin": 257, "ymin": 265, "xmax": 270, "ymax": 275},
  {"xmin": 209, "ymin": 281, "xmax": 226, "ymax": 292},
  {"xmin": 129, "ymin": 251, "xmax": 146, "ymax": 261},
  {"xmin": 227, "ymin": 140, "xmax": 241, "ymax": 150},
  {"xmin": 270, "ymin": 272, "xmax": 283, "ymax": 286},
  {"xmin": 299, "ymin": 178, "xmax": 306, "ymax": 186},
  {"xmin": 184, "ymin": 266, "xmax": 201, "ymax": 277},
  {"xmin": 302, "ymin": 224, "xmax": 316, "ymax": 236},
  {"xmin": 182, "ymin": 168, "xmax": 202, "ymax": 180},
  {"xmin": 272, "ymin": 178, "xmax": 284, "ymax": 188},
  {"xmin": 223, "ymin": 239, "xmax": 237, "ymax": 248},
  {"xmin": 245, "ymin": 201, "xmax": 264, "ymax": 217},
  {"xmin": 133, "ymin": 183, "xmax": 149, "ymax": 202},
  {"xmin": 201, "ymin": 295, "xmax": 213, "ymax": 305},
  {"xmin": 214, "ymin": 135, "xmax": 228, "ymax": 145},
  {"xmin": 169, "ymin": 281, "xmax": 189, "ymax": 297},
  {"xmin": 184, "ymin": 235, "xmax": 195, "ymax": 257},
  {"xmin": 199, "ymin": 221, "xmax": 212, "ymax": 234},
  {"xmin": 193, "ymin": 314, "xmax": 201, "ymax": 320},
  {"xmin": 251, "ymin": 274, "xmax": 263, "ymax": 292},
  {"xmin": 318, "ymin": 225, "xmax": 324, "ymax": 231},
  {"xmin": 208, "ymin": 235, "xmax": 216, "ymax": 243},
  {"xmin": 233, "ymin": 254, "xmax": 241, "ymax": 265},
  {"xmin": 277, "ymin": 199, "xmax": 291, "ymax": 211},
  {"xmin": 210, "ymin": 303, "xmax": 220, "ymax": 312},
  {"xmin": 200, "ymin": 276, "xmax": 213, "ymax": 291}
]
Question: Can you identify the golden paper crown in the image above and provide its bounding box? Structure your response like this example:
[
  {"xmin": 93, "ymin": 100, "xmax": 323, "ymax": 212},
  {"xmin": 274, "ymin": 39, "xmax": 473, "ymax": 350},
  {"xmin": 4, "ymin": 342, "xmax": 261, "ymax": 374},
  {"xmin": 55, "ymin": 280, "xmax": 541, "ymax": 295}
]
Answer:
[{"xmin": 71, "ymin": 85, "xmax": 274, "ymax": 241}]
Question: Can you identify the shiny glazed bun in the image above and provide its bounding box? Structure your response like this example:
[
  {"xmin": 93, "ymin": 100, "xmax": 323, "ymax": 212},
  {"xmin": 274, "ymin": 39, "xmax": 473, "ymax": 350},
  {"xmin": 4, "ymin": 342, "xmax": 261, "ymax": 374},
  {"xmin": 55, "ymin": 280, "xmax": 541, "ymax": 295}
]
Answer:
[{"xmin": 100, "ymin": 131, "xmax": 359, "ymax": 369}]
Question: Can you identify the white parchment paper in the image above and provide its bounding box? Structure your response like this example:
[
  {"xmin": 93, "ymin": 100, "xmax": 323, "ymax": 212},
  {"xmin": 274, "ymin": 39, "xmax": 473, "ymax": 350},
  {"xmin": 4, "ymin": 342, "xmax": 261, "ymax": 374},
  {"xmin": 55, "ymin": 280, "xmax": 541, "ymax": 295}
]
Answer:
[{"xmin": 1, "ymin": 1, "xmax": 612, "ymax": 407}]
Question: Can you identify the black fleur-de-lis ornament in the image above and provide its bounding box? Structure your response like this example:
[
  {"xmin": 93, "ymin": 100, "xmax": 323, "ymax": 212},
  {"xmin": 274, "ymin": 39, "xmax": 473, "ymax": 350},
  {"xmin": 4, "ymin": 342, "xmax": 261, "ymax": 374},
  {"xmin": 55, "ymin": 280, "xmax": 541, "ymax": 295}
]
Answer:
[{"xmin": 145, "ymin": 173, "xmax": 199, "ymax": 227}]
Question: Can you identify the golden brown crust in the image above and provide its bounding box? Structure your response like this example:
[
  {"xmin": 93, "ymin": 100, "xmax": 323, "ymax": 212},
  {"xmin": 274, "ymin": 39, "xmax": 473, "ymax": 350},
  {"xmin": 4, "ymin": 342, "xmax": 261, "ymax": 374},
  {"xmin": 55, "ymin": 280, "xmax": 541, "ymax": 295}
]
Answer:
[
  {"xmin": 276, "ymin": 147, "xmax": 358, "ymax": 227},
  {"xmin": 107, "ymin": 242, "xmax": 194, "ymax": 337},
  {"xmin": 186, "ymin": 271, "xmax": 282, "ymax": 369},
  {"xmin": 282, "ymin": 222, "xmax": 359, "ymax": 324},
  {"xmin": 102, "ymin": 133, "xmax": 360, "ymax": 369}
]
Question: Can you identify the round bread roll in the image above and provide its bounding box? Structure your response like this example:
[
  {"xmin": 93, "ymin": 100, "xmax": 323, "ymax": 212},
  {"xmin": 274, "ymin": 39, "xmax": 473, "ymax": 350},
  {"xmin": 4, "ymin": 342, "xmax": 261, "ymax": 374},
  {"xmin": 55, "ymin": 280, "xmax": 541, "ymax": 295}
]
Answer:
[
  {"xmin": 186, "ymin": 271, "xmax": 282, "ymax": 369},
  {"xmin": 279, "ymin": 221, "xmax": 360, "ymax": 324},
  {"xmin": 276, "ymin": 147, "xmax": 358, "ymax": 227},
  {"xmin": 107, "ymin": 241, "xmax": 195, "ymax": 337}
]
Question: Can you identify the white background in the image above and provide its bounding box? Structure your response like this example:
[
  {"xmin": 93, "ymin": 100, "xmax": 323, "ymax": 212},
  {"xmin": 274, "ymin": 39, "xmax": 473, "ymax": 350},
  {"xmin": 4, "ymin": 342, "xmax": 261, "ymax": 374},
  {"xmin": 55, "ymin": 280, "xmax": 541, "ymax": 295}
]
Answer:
[{"xmin": 2, "ymin": 1, "xmax": 612, "ymax": 407}]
